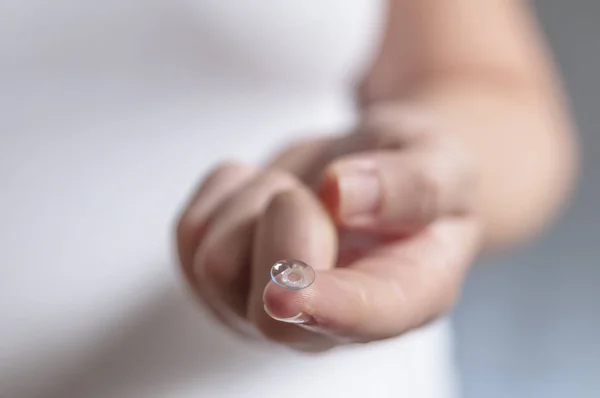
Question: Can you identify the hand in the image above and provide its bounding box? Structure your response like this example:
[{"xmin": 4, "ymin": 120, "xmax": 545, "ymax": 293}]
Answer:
[{"xmin": 176, "ymin": 103, "xmax": 483, "ymax": 351}]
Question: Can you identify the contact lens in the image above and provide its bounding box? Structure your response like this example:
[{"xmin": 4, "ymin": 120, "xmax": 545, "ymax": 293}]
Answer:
[{"xmin": 270, "ymin": 260, "xmax": 315, "ymax": 290}]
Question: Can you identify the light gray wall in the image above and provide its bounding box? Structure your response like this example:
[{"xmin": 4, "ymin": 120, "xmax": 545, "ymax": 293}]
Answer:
[{"xmin": 453, "ymin": 1, "xmax": 600, "ymax": 397}]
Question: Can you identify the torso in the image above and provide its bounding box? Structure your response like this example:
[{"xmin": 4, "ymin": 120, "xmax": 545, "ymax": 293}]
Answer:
[{"xmin": 0, "ymin": 1, "xmax": 456, "ymax": 397}]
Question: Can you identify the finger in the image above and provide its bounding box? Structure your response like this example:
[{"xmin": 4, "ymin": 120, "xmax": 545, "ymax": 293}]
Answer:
[
  {"xmin": 195, "ymin": 170, "xmax": 300, "ymax": 319},
  {"xmin": 319, "ymin": 145, "xmax": 476, "ymax": 235},
  {"xmin": 176, "ymin": 162, "xmax": 257, "ymax": 273},
  {"xmin": 263, "ymin": 219, "xmax": 481, "ymax": 343},
  {"xmin": 176, "ymin": 162, "xmax": 257, "ymax": 327},
  {"xmin": 249, "ymin": 187, "xmax": 339, "ymax": 348}
]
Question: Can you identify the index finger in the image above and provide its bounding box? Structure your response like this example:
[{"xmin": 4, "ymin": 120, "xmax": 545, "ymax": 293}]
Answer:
[
  {"xmin": 248, "ymin": 186, "xmax": 338, "ymax": 346},
  {"xmin": 263, "ymin": 218, "xmax": 480, "ymax": 343}
]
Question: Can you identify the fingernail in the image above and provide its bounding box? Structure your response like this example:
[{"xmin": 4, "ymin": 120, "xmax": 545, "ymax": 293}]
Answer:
[
  {"xmin": 337, "ymin": 166, "xmax": 381, "ymax": 222},
  {"xmin": 264, "ymin": 304, "xmax": 314, "ymax": 325},
  {"xmin": 296, "ymin": 323, "xmax": 353, "ymax": 343}
]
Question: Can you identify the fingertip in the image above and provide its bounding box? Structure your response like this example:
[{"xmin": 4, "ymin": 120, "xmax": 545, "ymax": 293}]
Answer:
[
  {"xmin": 319, "ymin": 158, "xmax": 382, "ymax": 228},
  {"xmin": 263, "ymin": 271, "xmax": 370, "ymax": 341},
  {"xmin": 262, "ymin": 281, "xmax": 311, "ymax": 320}
]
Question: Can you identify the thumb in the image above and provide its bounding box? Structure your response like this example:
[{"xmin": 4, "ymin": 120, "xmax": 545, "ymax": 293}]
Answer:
[{"xmin": 318, "ymin": 146, "xmax": 474, "ymax": 235}]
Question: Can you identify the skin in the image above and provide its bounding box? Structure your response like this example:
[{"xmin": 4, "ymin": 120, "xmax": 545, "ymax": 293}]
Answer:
[{"xmin": 176, "ymin": 0, "xmax": 578, "ymax": 351}]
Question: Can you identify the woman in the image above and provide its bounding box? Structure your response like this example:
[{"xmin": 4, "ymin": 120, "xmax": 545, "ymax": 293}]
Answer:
[{"xmin": 0, "ymin": 0, "xmax": 576, "ymax": 397}]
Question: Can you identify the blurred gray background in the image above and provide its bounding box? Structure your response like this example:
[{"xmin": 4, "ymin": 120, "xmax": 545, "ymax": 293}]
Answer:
[{"xmin": 453, "ymin": 1, "xmax": 600, "ymax": 397}]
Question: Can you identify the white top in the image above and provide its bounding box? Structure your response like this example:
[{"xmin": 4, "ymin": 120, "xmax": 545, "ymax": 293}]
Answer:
[{"xmin": 0, "ymin": 1, "xmax": 456, "ymax": 397}]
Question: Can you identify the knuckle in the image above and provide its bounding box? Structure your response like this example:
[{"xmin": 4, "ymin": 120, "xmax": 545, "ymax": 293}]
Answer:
[{"xmin": 209, "ymin": 161, "xmax": 250, "ymax": 179}]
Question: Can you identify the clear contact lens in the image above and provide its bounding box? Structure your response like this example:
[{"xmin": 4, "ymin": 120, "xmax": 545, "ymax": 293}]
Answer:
[{"xmin": 270, "ymin": 260, "xmax": 315, "ymax": 290}]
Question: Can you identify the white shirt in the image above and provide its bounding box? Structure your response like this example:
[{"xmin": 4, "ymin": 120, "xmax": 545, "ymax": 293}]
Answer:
[{"xmin": 0, "ymin": 1, "xmax": 457, "ymax": 397}]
